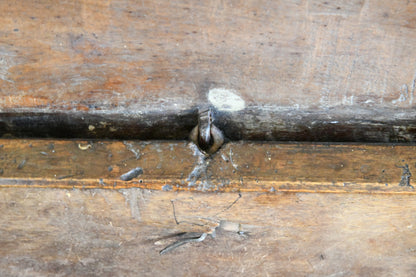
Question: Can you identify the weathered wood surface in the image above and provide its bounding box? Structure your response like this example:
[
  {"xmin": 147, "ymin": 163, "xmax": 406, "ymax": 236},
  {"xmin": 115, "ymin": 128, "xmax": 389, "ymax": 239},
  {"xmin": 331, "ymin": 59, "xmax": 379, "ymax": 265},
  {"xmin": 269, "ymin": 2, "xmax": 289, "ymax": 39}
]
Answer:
[
  {"xmin": 1, "ymin": 0, "xmax": 416, "ymax": 141},
  {"xmin": 1, "ymin": 188, "xmax": 416, "ymax": 276},
  {"xmin": 0, "ymin": 139, "xmax": 416, "ymax": 194},
  {"xmin": 1, "ymin": 139, "xmax": 415, "ymax": 275}
]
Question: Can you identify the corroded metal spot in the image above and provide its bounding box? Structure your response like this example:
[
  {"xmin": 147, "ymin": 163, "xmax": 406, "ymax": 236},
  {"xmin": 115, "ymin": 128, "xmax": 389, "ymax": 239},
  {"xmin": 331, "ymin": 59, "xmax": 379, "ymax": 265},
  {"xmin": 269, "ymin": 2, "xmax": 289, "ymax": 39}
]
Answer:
[{"xmin": 190, "ymin": 108, "xmax": 224, "ymax": 155}]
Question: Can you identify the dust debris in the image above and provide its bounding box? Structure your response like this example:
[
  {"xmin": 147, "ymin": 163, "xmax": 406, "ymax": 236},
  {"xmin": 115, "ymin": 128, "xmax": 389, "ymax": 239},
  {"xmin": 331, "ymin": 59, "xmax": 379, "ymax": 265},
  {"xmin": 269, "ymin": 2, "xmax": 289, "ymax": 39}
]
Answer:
[
  {"xmin": 123, "ymin": 141, "xmax": 141, "ymax": 159},
  {"xmin": 88, "ymin": 125, "xmax": 95, "ymax": 131},
  {"xmin": 398, "ymin": 164, "xmax": 413, "ymax": 188},
  {"xmin": 162, "ymin": 184, "xmax": 173, "ymax": 191},
  {"xmin": 108, "ymin": 166, "xmax": 113, "ymax": 172},
  {"xmin": 40, "ymin": 151, "xmax": 48, "ymax": 156},
  {"xmin": 221, "ymin": 154, "xmax": 229, "ymax": 162},
  {"xmin": 187, "ymin": 144, "xmax": 213, "ymax": 191},
  {"xmin": 17, "ymin": 159, "xmax": 26, "ymax": 170},
  {"xmin": 120, "ymin": 167, "xmax": 143, "ymax": 181}
]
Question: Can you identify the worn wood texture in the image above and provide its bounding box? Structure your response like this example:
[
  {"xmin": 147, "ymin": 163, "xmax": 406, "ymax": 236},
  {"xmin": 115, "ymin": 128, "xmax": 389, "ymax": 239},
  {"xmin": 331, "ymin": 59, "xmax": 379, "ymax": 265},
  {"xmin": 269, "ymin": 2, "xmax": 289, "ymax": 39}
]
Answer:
[
  {"xmin": 0, "ymin": 139, "xmax": 415, "ymax": 194},
  {"xmin": 1, "ymin": 0, "xmax": 416, "ymax": 141},
  {"xmin": 1, "ymin": 188, "xmax": 416, "ymax": 276},
  {"xmin": 1, "ymin": 139, "xmax": 415, "ymax": 275}
]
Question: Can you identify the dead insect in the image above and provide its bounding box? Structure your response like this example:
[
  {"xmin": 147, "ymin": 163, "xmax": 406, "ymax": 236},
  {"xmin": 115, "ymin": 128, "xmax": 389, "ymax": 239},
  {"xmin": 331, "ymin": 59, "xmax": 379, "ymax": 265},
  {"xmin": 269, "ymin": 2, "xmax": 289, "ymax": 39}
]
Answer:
[{"xmin": 78, "ymin": 143, "xmax": 92, "ymax": 150}]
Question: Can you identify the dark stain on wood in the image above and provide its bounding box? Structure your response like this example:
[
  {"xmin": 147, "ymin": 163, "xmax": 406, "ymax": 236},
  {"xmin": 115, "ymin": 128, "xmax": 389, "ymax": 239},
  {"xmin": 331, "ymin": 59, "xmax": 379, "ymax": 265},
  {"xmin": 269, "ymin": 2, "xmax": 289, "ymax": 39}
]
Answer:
[{"xmin": 2, "ymin": 107, "xmax": 416, "ymax": 142}]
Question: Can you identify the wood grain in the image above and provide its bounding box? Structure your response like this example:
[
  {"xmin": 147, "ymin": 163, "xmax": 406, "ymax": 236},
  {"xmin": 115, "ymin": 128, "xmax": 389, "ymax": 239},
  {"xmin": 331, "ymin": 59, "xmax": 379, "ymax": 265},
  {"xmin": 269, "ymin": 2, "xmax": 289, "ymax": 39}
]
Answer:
[
  {"xmin": 1, "ymin": 139, "xmax": 415, "ymax": 275},
  {"xmin": 0, "ymin": 139, "xmax": 415, "ymax": 194},
  {"xmin": 1, "ymin": 0, "xmax": 416, "ymax": 141},
  {"xmin": 1, "ymin": 188, "xmax": 416, "ymax": 276}
]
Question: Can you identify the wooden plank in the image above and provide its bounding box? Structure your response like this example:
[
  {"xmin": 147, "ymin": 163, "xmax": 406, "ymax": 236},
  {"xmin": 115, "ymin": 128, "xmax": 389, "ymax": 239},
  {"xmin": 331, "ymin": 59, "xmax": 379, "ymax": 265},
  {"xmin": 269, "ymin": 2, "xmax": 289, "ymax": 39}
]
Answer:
[
  {"xmin": 1, "ymin": 188, "xmax": 416, "ymax": 275},
  {"xmin": 1, "ymin": 0, "xmax": 416, "ymax": 141},
  {"xmin": 0, "ymin": 139, "xmax": 415, "ymax": 194}
]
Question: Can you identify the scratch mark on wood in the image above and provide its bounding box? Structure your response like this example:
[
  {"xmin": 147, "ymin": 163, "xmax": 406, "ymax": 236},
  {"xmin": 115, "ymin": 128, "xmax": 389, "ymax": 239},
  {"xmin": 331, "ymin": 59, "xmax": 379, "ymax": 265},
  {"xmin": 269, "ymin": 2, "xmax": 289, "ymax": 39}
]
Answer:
[
  {"xmin": 229, "ymin": 148, "xmax": 238, "ymax": 171},
  {"xmin": 170, "ymin": 199, "xmax": 206, "ymax": 227},
  {"xmin": 159, "ymin": 233, "xmax": 207, "ymax": 255},
  {"xmin": 215, "ymin": 193, "xmax": 242, "ymax": 216},
  {"xmin": 171, "ymin": 200, "xmax": 180, "ymax": 225},
  {"xmin": 56, "ymin": 174, "xmax": 76, "ymax": 180}
]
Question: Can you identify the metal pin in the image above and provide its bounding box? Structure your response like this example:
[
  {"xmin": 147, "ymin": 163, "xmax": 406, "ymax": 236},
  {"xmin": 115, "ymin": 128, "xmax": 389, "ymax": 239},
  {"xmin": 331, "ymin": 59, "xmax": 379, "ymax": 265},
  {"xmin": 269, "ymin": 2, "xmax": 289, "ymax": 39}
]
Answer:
[
  {"xmin": 190, "ymin": 108, "xmax": 224, "ymax": 155},
  {"xmin": 198, "ymin": 108, "xmax": 213, "ymax": 146}
]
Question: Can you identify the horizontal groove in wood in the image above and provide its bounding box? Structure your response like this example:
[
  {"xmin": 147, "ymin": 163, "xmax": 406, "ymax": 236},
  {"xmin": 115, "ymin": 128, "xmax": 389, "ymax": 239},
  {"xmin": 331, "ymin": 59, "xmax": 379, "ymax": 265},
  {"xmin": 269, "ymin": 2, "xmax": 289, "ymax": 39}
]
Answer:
[{"xmin": 0, "ymin": 139, "xmax": 415, "ymax": 194}]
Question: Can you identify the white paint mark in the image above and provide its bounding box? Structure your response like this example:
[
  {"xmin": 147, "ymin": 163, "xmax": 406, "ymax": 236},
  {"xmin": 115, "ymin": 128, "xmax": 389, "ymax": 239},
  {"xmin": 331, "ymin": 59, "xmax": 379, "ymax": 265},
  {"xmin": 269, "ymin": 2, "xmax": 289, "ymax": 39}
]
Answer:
[
  {"xmin": 121, "ymin": 188, "xmax": 143, "ymax": 222},
  {"xmin": 208, "ymin": 88, "xmax": 245, "ymax": 112},
  {"xmin": 342, "ymin": 95, "xmax": 354, "ymax": 105},
  {"xmin": 392, "ymin": 84, "xmax": 409, "ymax": 105},
  {"xmin": 0, "ymin": 51, "xmax": 15, "ymax": 83}
]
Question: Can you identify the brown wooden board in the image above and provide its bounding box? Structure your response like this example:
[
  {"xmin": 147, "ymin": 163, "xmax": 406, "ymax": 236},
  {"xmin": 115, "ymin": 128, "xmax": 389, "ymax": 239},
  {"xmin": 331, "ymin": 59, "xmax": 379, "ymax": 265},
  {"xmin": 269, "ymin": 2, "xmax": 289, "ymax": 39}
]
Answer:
[
  {"xmin": 0, "ymin": 139, "xmax": 415, "ymax": 194},
  {"xmin": 1, "ymin": 139, "xmax": 416, "ymax": 275},
  {"xmin": 1, "ymin": 188, "xmax": 416, "ymax": 276},
  {"xmin": 1, "ymin": 0, "xmax": 416, "ymax": 141}
]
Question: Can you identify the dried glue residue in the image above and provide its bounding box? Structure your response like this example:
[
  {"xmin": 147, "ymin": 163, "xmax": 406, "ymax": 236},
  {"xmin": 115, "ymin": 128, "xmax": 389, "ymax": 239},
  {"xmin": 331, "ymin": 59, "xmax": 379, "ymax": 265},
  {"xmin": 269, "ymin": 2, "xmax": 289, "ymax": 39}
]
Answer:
[{"xmin": 208, "ymin": 88, "xmax": 245, "ymax": 112}]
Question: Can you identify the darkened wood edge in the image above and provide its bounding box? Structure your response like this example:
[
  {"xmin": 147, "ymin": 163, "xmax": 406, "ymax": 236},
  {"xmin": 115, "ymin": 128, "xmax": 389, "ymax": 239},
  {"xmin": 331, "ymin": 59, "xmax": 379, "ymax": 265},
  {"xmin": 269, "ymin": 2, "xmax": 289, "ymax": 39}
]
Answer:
[
  {"xmin": 0, "ymin": 109, "xmax": 198, "ymax": 140},
  {"xmin": 1, "ymin": 106, "xmax": 416, "ymax": 142}
]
